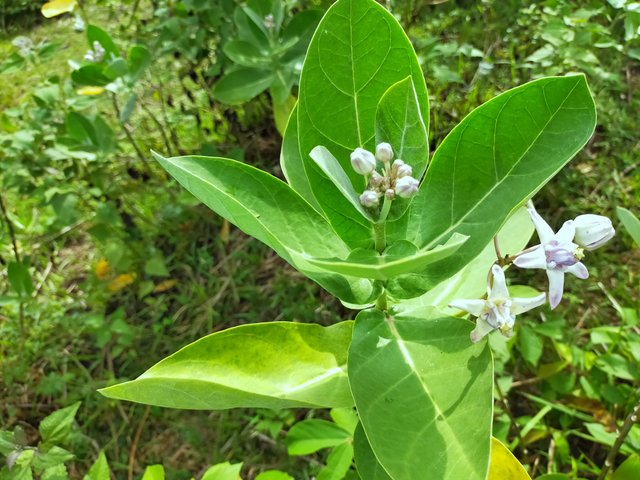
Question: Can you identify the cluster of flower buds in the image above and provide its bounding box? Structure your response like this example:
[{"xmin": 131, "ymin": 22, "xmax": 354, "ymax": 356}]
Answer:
[
  {"xmin": 73, "ymin": 15, "xmax": 86, "ymax": 33},
  {"xmin": 84, "ymin": 41, "xmax": 106, "ymax": 63},
  {"xmin": 264, "ymin": 14, "xmax": 275, "ymax": 29},
  {"xmin": 450, "ymin": 204, "xmax": 615, "ymax": 343},
  {"xmin": 12, "ymin": 36, "xmax": 34, "ymax": 58},
  {"xmin": 351, "ymin": 143, "xmax": 420, "ymax": 208}
]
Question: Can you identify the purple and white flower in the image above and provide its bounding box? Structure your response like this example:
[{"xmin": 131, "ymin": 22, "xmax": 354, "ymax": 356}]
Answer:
[{"xmin": 450, "ymin": 265, "xmax": 546, "ymax": 343}]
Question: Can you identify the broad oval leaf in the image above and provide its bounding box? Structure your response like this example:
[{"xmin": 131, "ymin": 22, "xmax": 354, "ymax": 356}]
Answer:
[
  {"xmin": 617, "ymin": 206, "xmax": 640, "ymax": 246},
  {"xmin": 488, "ymin": 437, "xmax": 531, "ymax": 480},
  {"xmin": 296, "ymin": 0, "xmax": 429, "ymax": 249},
  {"xmin": 307, "ymin": 233, "xmax": 467, "ymax": 280},
  {"xmin": 317, "ymin": 443, "xmax": 354, "ymax": 480},
  {"xmin": 348, "ymin": 310, "xmax": 493, "ymax": 480},
  {"xmin": 612, "ymin": 455, "xmax": 640, "ymax": 480},
  {"xmin": 223, "ymin": 40, "xmax": 270, "ymax": 68},
  {"xmin": 387, "ymin": 75, "xmax": 596, "ymax": 295},
  {"xmin": 353, "ymin": 424, "xmax": 392, "ymax": 480},
  {"xmin": 286, "ymin": 419, "xmax": 351, "ymax": 455},
  {"xmin": 87, "ymin": 25, "xmax": 119, "ymax": 59},
  {"xmin": 100, "ymin": 321, "xmax": 354, "ymax": 410},
  {"xmin": 213, "ymin": 67, "xmax": 274, "ymax": 105},
  {"xmin": 153, "ymin": 152, "xmax": 378, "ymax": 305}
]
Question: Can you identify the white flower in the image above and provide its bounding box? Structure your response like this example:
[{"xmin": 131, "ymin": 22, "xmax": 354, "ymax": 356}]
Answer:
[
  {"xmin": 359, "ymin": 190, "xmax": 379, "ymax": 207},
  {"xmin": 513, "ymin": 207, "xmax": 588, "ymax": 309},
  {"xmin": 375, "ymin": 142, "xmax": 393, "ymax": 163},
  {"xmin": 573, "ymin": 214, "xmax": 615, "ymax": 250},
  {"xmin": 395, "ymin": 176, "xmax": 419, "ymax": 198},
  {"xmin": 397, "ymin": 162, "xmax": 413, "ymax": 178},
  {"xmin": 450, "ymin": 265, "xmax": 546, "ymax": 343},
  {"xmin": 350, "ymin": 148, "xmax": 376, "ymax": 175}
]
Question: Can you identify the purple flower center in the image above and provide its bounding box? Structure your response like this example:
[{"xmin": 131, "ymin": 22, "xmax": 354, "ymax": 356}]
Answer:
[{"xmin": 545, "ymin": 241, "xmax": 578, "ymax": 269}]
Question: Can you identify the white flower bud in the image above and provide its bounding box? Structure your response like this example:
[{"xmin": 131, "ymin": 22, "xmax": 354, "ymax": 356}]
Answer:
[
  {"xmin": 350, "ymin": 148, "xmax": 376, "ymax": 175},
  {"xmin": 359, "ymin": 190, "xmax": 379, "ymax": 207},
  {"xmin": 73, "ymin": 16, "xmax": 85, "ymax": 32},
  {"xmin": 370, "ymin": 171, "xmax": 384, "ymax": 187},
  {"xmin": 376, "ymin": 142, "xmax": 393, "ymax": 163},
  {"xmin": 84, "ymin": 50, "xmax": 95, "ymax": 62},
  {"xmin": 397, "ymin": 163, "xmax": 413, "ymax": 178},
  {"xmin": 395, "ymin": 176, "xmax": 419, "ymax": 198},
  {"xmin": 385, "ymin": 188, "xmax": 395, "ymax": 200},
  {"xmin": 573, "ymin": 214, "xmax": 615, "ymax": 250}
]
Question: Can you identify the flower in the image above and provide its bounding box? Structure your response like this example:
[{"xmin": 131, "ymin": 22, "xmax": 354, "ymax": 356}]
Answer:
[
  {"xmin": 350, "ymin": 148, "xmax": 376, "ymax": 175},
  {"xmin": 395, "ymin": 176, "xmax": 419, "ymax": 198},
  {"xmin": 376, "ymin": 142, "xmax": 393, "ymax": 163},
  {"xmin": 573, "ymin": 214, "xmax": 615, "ymax": 250},
  {"xmin": 513, "ymin": 207, "xmax": 588, "ymax": 309},
  {"xmin": 359, "ymin": 190, "xmax": 379, "ymax": 207},
  {"xmin": 397, "ymin": 163, "xmax": 413, "ymax": 178},
  {"xmin": 450, "ymin": 265, "xmax": 546, "ymax": 342}
]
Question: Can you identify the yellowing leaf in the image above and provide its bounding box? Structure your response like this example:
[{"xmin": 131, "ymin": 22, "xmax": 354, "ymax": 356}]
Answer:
[
  {"xmin": 41, "ymin": 0, "xmax": 77, "ymax": 18},
  {"xmin": 95, "ymin": 259, "xmax": 110, "ymax": 280},
  {"xmin": 488, "ymin": 437, "xmax": 531, "ymax": 480},
  {"xmin": 77, "ymin": 86, "xmax": 105, "ymax": 96},
  {"xmin": 153, "ymin": 279, "xmax": 177, "ymax": 293},
  {"xmin": 108, "ymin": 273, "xmax": 137, "ymax": 293}
]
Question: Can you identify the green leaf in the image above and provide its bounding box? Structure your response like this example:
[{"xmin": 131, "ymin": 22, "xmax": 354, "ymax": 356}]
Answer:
[
  {"xmin": 307, "ymin": 234, "xmax": 467, "ymax": 280},
  {"xmin": 353, "ymin": 424, "xmax": 392, "ymax": 480},
  {"xmin": 518, "ymin": 326, "xmax": 543, "ymax": 367},
  {"xmin": 396, "ymin": 206, "xmax": 534, "ymax": 316},
  {"xmin": 87, "ymin": 25, "xmax": 118, "ymax": 59},
  {"xmin": 65, "ymin": 112, "xmax": 98, "ymax": 148},
  {"xmin": 348, "ymin": 310, "xmax": 493, "ymax": 480},
  {"xmin": 273, "ymin": 95, "xmax": 296, "ymax": 137},
  {"xmin": 387, "ymin": 75, "xmax": 596, "ymax": 294},
  {"xmin": 141, "ymin": 465, "xmax": 164, "ymax": 480},
  {"xmin": 213, "ymin": 68, "xmax": 273, "ymax": 105},
  {"xmin": 223, "ymin": 41, "xmax": 269, "ymax": 68},
  {"xmin": 234, "ymin": 6, "xmax": 269, "ymax": 51},
  {"xmin": 119, "ymin": 94, "xmax": 137, "ymax": 125},
  {"xmin": 535, "ymin": 475, "xmax": 570, "ymax": 480},
  {"xmin": 7, "ymin": 261, "xmax": 34, "ymax": 299},
  {"xmin": 595, "ymin": 353, "xmax": 638, "ymax": 380},
  {"xmin": 308, "ymin": 146, "xmax": 374, "ymax": 222},
  {"xmin": 296, "ymin": 0, "xmax": 429, "ymax": 249},
  {"xmin": 103, "ymin": 58, "xmax": 128, "ymax": 80},
  {"xmin": 330, "ymin": 408, "xmax": 358, "ymax": 434},
  {"xmin": 100, "ymin": 322, "xmax": 354, "ymax": 409},
  {"xmin": 201, "ymin": 462, "xmax": 242, "ymax": 480},
  {"xmin": 0, "ymin": 431, "xmax": 15, "ymax": 455},
  {"xmin": 71, "ymin": 65, "xmax": 111, "ymax": 87},
  {"xmin": 41, "ymin": 465, "xmax": 68, "ymax": 480},
  {"xmin": 281, "ymin": 10, "xmax": 323, "ymax": 60},
  {"xmin": 317, "ymin": 443, "xmax": 354, "ymax": 480},
  {"xmin": 488, "ymin": 437, "xmax": 531, "ymax": 480},
  {"xmin": 33, "ymin": 446, "xmax": 74, "ymax": 470},
  {"xmin": 38, "ymin": 402, "xmax": 80, "ymax": 446},
  {"xmin": 375, "ymin": 77, "xmax": 429, "ymax": 181},
  {"xmin": 9, "ymin": 450, "xmax": 35, "ymax": 480},
  {"xmin": 153, "ymin": 152, "xmax": 378, "ymax": 304},
  {"xmin": 255, "ymin": 472, "xmax": 294, "ymax": 480},
  {"xmin": 617, "ymin": 207, "xmax": 640, "ymax": 246},
  {"xmin": 126, "ymin": 45, "xmax": 151, "ymax": 83},
  {"xmin": 612, "ymin": 455, "xmax": 640, "ymax": 480},
  {"xmin": 286, "ymin": 420, "xmax": 351, "ymax": 455},
  {"xmin": 83, "ymin": 452, "xmax": 110, "ymax": 480}
]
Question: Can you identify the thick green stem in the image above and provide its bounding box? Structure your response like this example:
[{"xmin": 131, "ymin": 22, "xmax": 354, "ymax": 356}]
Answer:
[{"xmin": 374, "ymin": 222, "xmax": 386, "ymax": 254}]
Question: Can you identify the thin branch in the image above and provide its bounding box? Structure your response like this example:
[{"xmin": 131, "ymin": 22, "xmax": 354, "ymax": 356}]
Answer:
[
  {"xmin": 111, "ymin": 94, "xmax": 152, "ymax": 173},
  {"xmin": 127, "ymin": 405, "xmax": 150, "ymax": 480},
  {"xmin": 597, "ymin": 399, "xmax": 640, "ymax": 480}
]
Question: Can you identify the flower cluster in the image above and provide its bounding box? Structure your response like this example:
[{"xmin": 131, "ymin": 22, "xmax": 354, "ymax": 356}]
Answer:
[
  {"xmin": 12, "ymin": 36, "xmax": 34, "ymax": 58},
  {"xmin": 450, "ymin": 204, "xmax": 614, "ymax": 343},
  {"xmin": 351, "ymin": 143, "xmax": 420, "ymax": 208},
  {"xmin": 84, "ymin": 41, "xmax": 106, "ymax": 63}
]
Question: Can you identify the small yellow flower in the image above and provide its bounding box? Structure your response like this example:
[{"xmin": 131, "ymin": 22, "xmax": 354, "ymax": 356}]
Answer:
[
  {"xmin": 108, "ymin": 273, "xmax": 137, "ymax": 293},
  {"xmin": 95, "ymin": 259, "xmax": 110, "ymax": 280}
]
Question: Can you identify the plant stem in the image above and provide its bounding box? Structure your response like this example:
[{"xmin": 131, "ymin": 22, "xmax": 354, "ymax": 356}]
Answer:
[
  {"xmin": 0, "ymin": 193, "xmax": 25, "ymax": 339},
  {"xmin": 374, "ymin": 197, "xmax": 392, "ymax": 253},
  {"xmin": 597, "ymin": 399, "xmax": 640, "ymax": 480},
  {"xmin": 111, "ymin": 94, "xmax": 152, "ymax": 173},
  {"xmin": 140, "ymin": 99, "xmax": 174, "ymax": 156}
]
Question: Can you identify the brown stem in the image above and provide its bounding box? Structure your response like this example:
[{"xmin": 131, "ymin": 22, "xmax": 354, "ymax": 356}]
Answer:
[
  {"xmin": 140, "ymin": 99, "xmax": 174, "ymax": 156},
  {"xmin": 597, "ymin": 399, "xmax": 640, "ymax": 480},
  {"xmin": 111, "ymin": 94, "xmax": 152, "ymax": 173},
  {"xmin": 0, "ymin": 194, "xmax": 25, "ymax": 339},
  {"xmin": 127, "ymin": 405, "xmax": 150, "ymax": 480}
]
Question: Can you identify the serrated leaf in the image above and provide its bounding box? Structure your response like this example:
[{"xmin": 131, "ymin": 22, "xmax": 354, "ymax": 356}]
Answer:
[
  {"xmin": 307, "ymin": 234, "xmax": 467, "ymax": 280},
  {"xmin": 83, "ymin": 451, "xmax": 110, "ymax": 480},
  {"xmin": 152, "ymin": 152, "xmax": 379, "ymax": 304},
  {"xmin": 488, "ymin": 437, "xmax": 531, "ymax": 480},
  {"xmin": 141, "ymin": 465, "xmax": 164, "ymax": 480},
  {"xmin": 296, "ymin": 0, "xmax": 429, "ymax": 249},
  {"xmin": 387, "ymin": 75, "xmax": 596, "ymax": 295},
  {"xmin": 317, "ymin": 443, "xmax": 354, "ymax": 480},
  {"xmin": 201, "ymin": 462, "xmax": 242, "ymax": 480},
  {"xmin": 617, "ymin": 207, "xmax": 640, "ymax": 246},
  {"xmin": 286, "ymin": 420, "xmax": 351, "ymax": 455},
  {"xmin": 39, "ymin": 403, "xmax": 80, "ymax": 446},
  {"xmin": 41, "ymin": 464, "xmax": 68, "ymax": 480},
  {"xmin": 100, "ymin": 322, "xmax": 354, "ymax": 409},
  {"xmin": 33, "ymin": 446, "xmax": 74, "ymax": 470},
  {"xmin": 348, "ymin": 310, "xmax": 493, "ymax": 480}
]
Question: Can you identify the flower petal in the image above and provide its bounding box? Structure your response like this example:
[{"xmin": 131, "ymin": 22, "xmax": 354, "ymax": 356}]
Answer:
[
  {"xmin": 470, "ymin": 317, "xmax": 495, "ymax": 343},
  {"xmin": 449, "ymin": 299, "xmax": 486, "ymax": 317},
  {"xmin": 528, "ymin": 207, "xmax": 555, "ymax": 244},
  {"xmin": 511, "ymin": 292, "xmax": 547, "ymax": 315},
  {"xmin": 547, "ymin": 269, "xmax": 565, "ymax": 309},
  {"xmin": 513, "ymin": 245, "xmax": 546, "ymax": 270},
  {"xmin": 566, "ymin": 262, "xmax": 589, "ymax": 279},
  {"xmin": 555, "ymin": 220, "xmax": 576, "ymax": 243},
  {"xmin": 489, "ymin": 265, "xmax": 509, "ymax": 299}
]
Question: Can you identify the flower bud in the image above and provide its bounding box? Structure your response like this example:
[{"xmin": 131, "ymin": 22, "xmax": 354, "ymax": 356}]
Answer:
[
  {"xmin": 573, "ymin": 214, "xmax": 615, "ymax": 250},
  {"xmin": 350, "ymin": 148, "xmax": 376, "ymax": 175},
  {"xmin": 395, "ymin": 176, "xmax": 419, "ymax": 198},
  {"xmin": 376, "ymin": 142, "xmax": 393, "ymax": 163},
  {"xmin": 359, "ymin": 190, "xmax": 379, "ymax": 207},
  {"xmin": 370, "ymin": 171, "xmax": 384, "ymax": 187},
  {"xmin": 385, "ymin": 188, "xmax": 395, "ymax": 200},
  {"xmin": 397, "ymin": 163, "xmax": 413, "ymax": 178}
]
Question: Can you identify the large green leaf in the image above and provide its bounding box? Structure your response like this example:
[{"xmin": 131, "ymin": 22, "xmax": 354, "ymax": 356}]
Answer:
[
  {"xmin": 387, "ymin": 75, "xmax": 596, "ymax": 297},
  {"xmin": 348, "ymin": 310, "xmax": 493, "ymax": 480},
  {"xmin": 100, "ymin": 321, "xmax": 354, "ymax": 409},
  {"xmin": 296, "ymin": 0, "xmax": 429, "ymax": 249},
  {"xmin": 153, "ymin": 152, "xmax": 379, "ymax": 305},
  {"xmin": 353, "ymin": 424, "xmax": 392, "ymax": 480},
  {"xmin": 395, "ymin": 206, "xmax": 534, "ymax": 315},
  {"xmin": 317, "ymin": 443, "xmax": 354, "ymax": 480},
  {"xmin": 306, "ymin": 233, "xmax": 467, "ymax": 280},
  {"xmin": 212, "ymin": 67, "xmax": 274, "ymax": 105},
  {"xmin": 286, "ymin": 420, "xmax": 351, "ymax": 455}
]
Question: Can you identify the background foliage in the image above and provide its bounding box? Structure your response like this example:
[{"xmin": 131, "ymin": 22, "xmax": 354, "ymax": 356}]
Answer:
[{"xmin": 0, "ymin": 0, "xmax": 638, "ymax": 479}]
